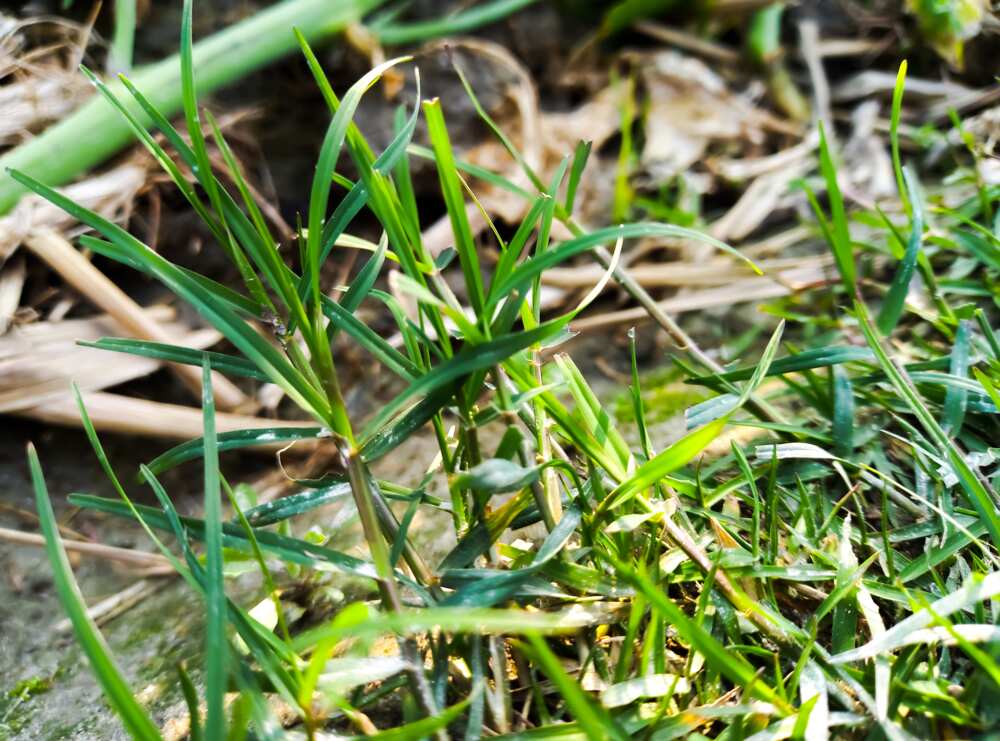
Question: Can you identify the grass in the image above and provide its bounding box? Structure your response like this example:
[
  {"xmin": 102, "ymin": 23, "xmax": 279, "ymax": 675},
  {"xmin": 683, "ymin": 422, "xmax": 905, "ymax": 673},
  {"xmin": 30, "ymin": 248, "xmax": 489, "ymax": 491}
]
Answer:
[{"xmin": 17, "ymin": 4, "xmax": 1000, "ymax": 738}]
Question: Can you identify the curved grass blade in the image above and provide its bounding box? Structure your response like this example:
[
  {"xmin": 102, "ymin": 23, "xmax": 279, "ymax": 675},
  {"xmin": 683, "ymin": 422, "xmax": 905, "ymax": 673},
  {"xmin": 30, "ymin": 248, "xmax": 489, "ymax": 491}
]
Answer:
[
  {"xmin": 686, "ymin": 346, "xmax": 875, "ymax": 386},
  {"xmin": 305, "ymin": 56, "xmax": 410, "ymax": 311},
  {"xmin": 7, "ymin": 169, "xmax": 331, "ymax": 421},
  {"xmin": 70, "ymin": 494, "xmax": 380, "ymax": 580},
  {"xmin": 241, "ymin": 482, "xmax": 352, "ymax": 527},
  {"xmin": 490, "ymin": 222, "xmax": 757, "ymax": 304},
  {"xmin": 28, "ymin": 444, "xmax": 164, "ymax": 741},
  {"xmin": 80, "ymin": 337, "xmax": 268, "ymax": 382},
  {"xmin": 360, "ymin": 318, "xmax": 570, "ymax": 444}
]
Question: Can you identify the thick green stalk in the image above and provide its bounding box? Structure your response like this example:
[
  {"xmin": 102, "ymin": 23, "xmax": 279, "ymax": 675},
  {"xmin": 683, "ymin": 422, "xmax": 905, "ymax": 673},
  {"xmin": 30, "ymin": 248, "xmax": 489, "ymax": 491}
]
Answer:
[{"xmin": 0, "ymin": 0, "xmax": 384, "ymax": 214}]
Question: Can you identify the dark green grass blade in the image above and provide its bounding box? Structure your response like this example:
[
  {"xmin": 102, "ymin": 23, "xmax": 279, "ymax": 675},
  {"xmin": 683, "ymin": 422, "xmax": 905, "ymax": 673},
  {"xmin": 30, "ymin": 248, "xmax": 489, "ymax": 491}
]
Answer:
[
  {"xmin": 7, "ymin": 169, "xmax": 330, "ymax": 420},
  {"xmin": 686, "ymin": 346, "xmax": 874, "ymax": 385},
  {"xmin": 200, "ymin": 361, "xmax": 227, "ymax": 741},
  {"xmin": 490, "ymin": 222, "xmax": 756, "ymax": 304},
  {"xmin": 816, "ymin": 122, "xmax": 856, "ymax": 295},
  {"xmin": 943, "ymin": 320, "xmax": 971, "ymax": 434},
  {"xmin": 146, "ymin": 427, "xmax": 324, "ymax": 475},
  {"xmin": 360, "ymin": 382, "xmax": 459, "ymax": 461},
  {"xmin": 80, "ymin": 338, "xmax": 268, "ymax": 381},
  {"xmin": 69, "ymin": 494, "xmax": 379, "ymax": 580},
  {"xmin": 241, "ymin": 482, "xmax": 352, "ymax": 526},
  {"xmin": 877, "ymin": 167, "xmax": 924, "ymax": 334},
  {"xmin": 28, "ymin": 445, "xmax": 163, "ymax": 741},
  {"xmin": 339, "ymin": 235, "xmax": 388, "ymax": 315}
]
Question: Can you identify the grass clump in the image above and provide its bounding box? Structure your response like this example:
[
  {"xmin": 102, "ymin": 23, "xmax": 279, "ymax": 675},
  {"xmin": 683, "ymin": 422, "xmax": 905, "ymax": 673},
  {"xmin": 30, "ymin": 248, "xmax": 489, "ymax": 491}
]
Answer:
[{"xmin": 18, "ymin": 4, "xmax": 1000, "ymax": 738}]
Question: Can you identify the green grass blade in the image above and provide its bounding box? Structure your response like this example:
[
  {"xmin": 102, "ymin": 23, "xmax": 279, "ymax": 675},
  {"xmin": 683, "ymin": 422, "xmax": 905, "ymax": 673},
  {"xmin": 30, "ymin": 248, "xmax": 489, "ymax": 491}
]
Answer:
[
  {"xmin": 146, "ymin": 427, "xmax": 325, "ymax": 475},
  {"xmin": 305, "ymin": 56, "xmax": 409, "ymax": 311},
  {"xmin": 876, "ymin": 167, "xmax": 924, "ymax": 334},
  {"xmin": 816, "ymin": 121, "xmax": 855, "ymax": 296},
  {"xmin": 200, "ymin": 360, "xmax": 228, "ymax": 740},
  {"xmin": 373, "ymin": 0, "xmax": 539, "ymax": 44},
  {"xmin": 8, "ymin": 169, "xmax": 331, "ymax": 421},
  {"xmin": 943, "ymin": 319, "xmax": 971, "ymax": 435},
  {"xmin": 686, "ymin": 346, "xmax": 874, "ymax": 385},
  {"xmin": 360, "ymin": 318, "xmax": 570, "ymax": 443},
  {"xmin": 890, "ymin": 61, "xmax": 909, "ymax": 217},
  {"xmin": 855, "ymin": 300, "xmax": 1000, "ymax": 545},
  {"xmin": 423, "ymin": 98, "xmax": 488, "ymax": 319},
  {"xmin": 80, "ymin": 337, "xmax": 268, "ymax": 381},
  {"xmin": 490, "ymin": 223, "xmax": 756, "ymax": 303},
  {"xmin": 520, "ymin": 634, "xmax": 629, "ymax": 741},
  {"xmin": 27, "ymin": 444, "xmax": 163, "ymax": 741}
]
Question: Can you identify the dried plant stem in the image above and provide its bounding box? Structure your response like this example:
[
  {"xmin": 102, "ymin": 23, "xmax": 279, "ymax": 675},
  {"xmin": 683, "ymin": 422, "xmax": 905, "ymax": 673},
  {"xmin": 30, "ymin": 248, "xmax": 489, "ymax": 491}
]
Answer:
[{"xmin": 0, "ymin": 525, "xmax": 172, "ymax": 570}]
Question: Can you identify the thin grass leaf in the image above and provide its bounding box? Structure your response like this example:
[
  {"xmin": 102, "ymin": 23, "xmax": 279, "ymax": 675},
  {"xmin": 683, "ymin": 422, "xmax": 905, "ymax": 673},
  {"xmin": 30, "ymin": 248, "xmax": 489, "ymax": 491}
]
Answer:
[
  {"xmin": 69, "ymin": 494, "xmax": 381, "ymax": 581},
  {"xmin": 943, "ymin": 319, "xmax": 971, "ymax": 434},
  {"xmin": 146, "ymin": 427, "xmax": 325, "ymax": 475},
  {"xmin": 305, "ymin": 57, "xmax": 409, "ymax": 311},
  {"xmin": 491, "ymin": 223, "xmax": 758, "ymax": 304},
  {"xmin": 80, "ymin": 338, "xmax": 268, "ymax": 382},
  {"xmin": 877, "ymin": 167, "xmax": 924, "ymax": 334},
  {"xmin": 855, "ymin": 301, "xmax": 1000, "ymax": 546},
  {"xmin": 27, "ymin": 444, "xmax": 163, "ymax": 741},
  {"xmin": 373, "ymin": 0, "xmax": 539, "ymax": 44},
  {"xmin": 686, "ymin": 346, "xmax": 875, "ymax": 386},
  {"xmin": 520, "ymin": 634, "xmax": 630, "ymax": 741},
  {"xmin": 360, "ymin": 318, "xmax": 570, "ymax": 443},
  {"xmin": 200, "ymin": 361, "xmax": 228, "ymax": 740},
  {"xmin": 890, "ymin": 61, "xmax": 909, "ymax": 217},
  {"xmin": 6, "ymin": 170, "xmax": 331, "ymax": 420},
  {"xmin": 816, "ymin": 121, "xmax": 856, "ymax": 296},
  {"xmin": 423, "ymin": 98, "xmax": 487, "ymax": 318}
]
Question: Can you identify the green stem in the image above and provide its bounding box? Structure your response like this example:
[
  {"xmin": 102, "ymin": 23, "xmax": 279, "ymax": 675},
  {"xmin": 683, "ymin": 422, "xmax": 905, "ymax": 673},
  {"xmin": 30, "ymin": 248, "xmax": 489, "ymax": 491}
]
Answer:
[
  {"xmin": 343, "ymin": 446, "xmax": 444, "ymax": 735},
  {"xmin": 0, "ymin": 0, "xmax": 384, "ymax": 214}
]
